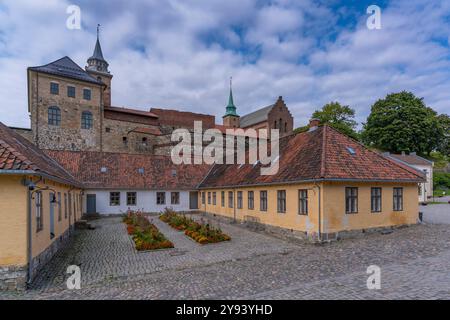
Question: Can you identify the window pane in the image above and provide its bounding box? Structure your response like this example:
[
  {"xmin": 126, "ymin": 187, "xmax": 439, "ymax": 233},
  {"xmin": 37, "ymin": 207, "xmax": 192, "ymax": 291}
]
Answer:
[
  {"xmin": 67, "ymin": 86, "xmax": 76, "ymax": 98},
  {"xmin": 171, "ymin": 192, "xmax": 179, "ymax": 205},
  {"xmin": 81, "ymin": 111, "xmax": 93, "ymax": 129},
  {"xmin": 50, "ymin": 83, "xmax": 59, "ymax": 95},
  {"xmin": 48, "ymin": 106, "xmax": 61, "ymax": 126},
  {"xmin": 83, "ymin": 89, "xmax": 91, "ymax": 100}
]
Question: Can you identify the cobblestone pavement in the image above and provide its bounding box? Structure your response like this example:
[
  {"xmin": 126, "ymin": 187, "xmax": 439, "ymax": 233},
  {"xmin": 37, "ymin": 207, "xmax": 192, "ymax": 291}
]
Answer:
[
  {"xmin": 421, "ymin": 204, "xmax": 450, "ymax": 224},
  {"xmin": 1, "ymin": 217, "xmax": 450, "ymax": 300}
]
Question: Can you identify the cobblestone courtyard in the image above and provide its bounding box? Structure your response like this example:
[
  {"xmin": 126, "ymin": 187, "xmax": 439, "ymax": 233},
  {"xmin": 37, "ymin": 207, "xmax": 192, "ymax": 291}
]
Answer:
[{"xmin": 1, "ymin": 211, "xmax": 450, "ymax": 300}]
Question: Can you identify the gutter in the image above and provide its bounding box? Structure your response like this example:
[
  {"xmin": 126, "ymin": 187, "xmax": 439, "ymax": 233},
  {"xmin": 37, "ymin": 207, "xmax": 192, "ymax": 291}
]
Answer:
[
  {"xmin": 0, "ymin": 170, "xmax": 84, "ymax": 189},
  {"xmin": 197, "ymin": 177, "xmax": 425, "ymax": 190}
]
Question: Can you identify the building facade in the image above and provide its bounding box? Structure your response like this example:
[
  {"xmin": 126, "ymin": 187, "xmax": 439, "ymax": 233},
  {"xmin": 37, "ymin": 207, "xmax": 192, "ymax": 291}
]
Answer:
[
  {"xmin": 198, "ymin": 123, "xmax": 425, "ymax": 241},
  {"xmin": 0, "ymin": 123, "xmax": 82, "ymax": 290}
]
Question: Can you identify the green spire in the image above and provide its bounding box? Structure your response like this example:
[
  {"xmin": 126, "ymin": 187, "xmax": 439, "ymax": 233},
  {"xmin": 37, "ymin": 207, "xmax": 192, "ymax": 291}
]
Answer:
[{"xmin": 224, "ymin": 77, "xmax": 239, "ymax": 117}]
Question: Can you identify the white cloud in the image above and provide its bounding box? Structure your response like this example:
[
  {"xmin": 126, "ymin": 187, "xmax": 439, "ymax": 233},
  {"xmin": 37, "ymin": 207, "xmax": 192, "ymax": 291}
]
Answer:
[{"xmin": 0, "ymin": 0, "xmax": 449, "ymax": 131}]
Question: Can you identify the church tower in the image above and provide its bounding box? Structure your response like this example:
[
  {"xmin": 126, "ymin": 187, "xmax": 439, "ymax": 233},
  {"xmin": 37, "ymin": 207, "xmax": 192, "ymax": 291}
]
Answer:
[
  {"xmin": 86, "ymin": 25, "xmax": 113, "ymax": 106},
  {"xmin": 222, "ymin": 78, "xmax": 239, "ymax": 128}
]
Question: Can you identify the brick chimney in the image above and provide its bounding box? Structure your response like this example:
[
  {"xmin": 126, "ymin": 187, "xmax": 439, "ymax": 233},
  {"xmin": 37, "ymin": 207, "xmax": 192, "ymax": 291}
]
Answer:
[{"xmin": 308, "ymin": 118, "xmax": 321, "ymax": 131}]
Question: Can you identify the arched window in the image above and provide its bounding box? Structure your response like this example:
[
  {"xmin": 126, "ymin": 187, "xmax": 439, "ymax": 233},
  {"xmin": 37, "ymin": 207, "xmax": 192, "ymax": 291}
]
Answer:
[
  {"xmin": 274, "ymin": 120, "xmax": 277, "ymax": 129},
  {"xmin": 142, "ymin": 137, "xmax": 148, "ymax": 146},
  {"xmin": 81, "ymin": 111, "xmax": 93, "ymax": 129},
  {"xmin": 48, "ymin": 106, "xmax": 61, "ymax": 126},
  {"xmin": 284, "ymin": 122, "xmax": 288, "ymax": 133}
]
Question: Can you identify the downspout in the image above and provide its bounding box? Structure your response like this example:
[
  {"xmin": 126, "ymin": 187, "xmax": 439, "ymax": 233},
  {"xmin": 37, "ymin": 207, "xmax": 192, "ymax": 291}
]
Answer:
[
  {"xmin": 26, "ymin": 186, "xmax": 32, "ymax": 286},
  {"xmin": 233, "ymin": 188, "xmax": 236, "ymax": 223},
  {"xmin": 315, "ymin": 183, "xmax": 322, "ymax": 243}
]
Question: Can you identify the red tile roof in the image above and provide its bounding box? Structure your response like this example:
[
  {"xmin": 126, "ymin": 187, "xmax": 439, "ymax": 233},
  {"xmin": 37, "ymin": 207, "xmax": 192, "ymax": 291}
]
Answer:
[
  {"xmin": 0, "ymin": 122, "xmax": 80, "ymax": 186},
  {"xmin": 46, "ymin": 150, "xmax": 211, "ymax": 190},
  {"xmin": 199, "ymin": 125, "xmax": 425, "ymax": 188},
  {"xmin": 387, "ymin": 153, "xmax": 433, "ymax": 166},
  {"xmin": 106, "ymin": 106, "xmax": 159, "ymax": 118}
]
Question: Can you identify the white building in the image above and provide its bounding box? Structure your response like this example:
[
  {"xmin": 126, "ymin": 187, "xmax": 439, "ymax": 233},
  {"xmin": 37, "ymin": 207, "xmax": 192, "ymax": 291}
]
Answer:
[
  {"xmin": 46, "ymin": 150, "xmax": 209, "ymax": 215},
  {"xmin": 385, "ymin": 152, "xmax": 434, "ymax": 203}
]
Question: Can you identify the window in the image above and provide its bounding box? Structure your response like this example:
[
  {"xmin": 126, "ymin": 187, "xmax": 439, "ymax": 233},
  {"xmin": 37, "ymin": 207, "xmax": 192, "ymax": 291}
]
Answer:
[
  {"xmin": 81, "ymin": 111, "xmax": 93, "ymax": 129},
  {"xmin": 171, "ymin": 192, "xmax": 180, "ymax": 205},
  {"xmin": 248, "ymin": 191, "xmax": 254, "ymax": 210},
  {"xmin": 35, "ymin": 191, "xmax": 43, "ymax": 232},
  {"xmin": 277, "ymin": 190, "xmax": 286, "ymax": 213},
  {"xmin": 123, "ymin": 137, "xmax": 128, "ymax": 144},
  {"xmin": 64, "ymin": 193, "xmax": 68, "ymax": 219},
  {"xmin": 237, "ymin": 191, "xmax": 243, "ymax": 209},
  {"xmin": 207, "ymin": 192, "xmax": 211, "ymax": 204},
  {"xmin": 83, "ymin": 89, "xmax": 91, "ymax": 100},
  {"xmin": 212, "ymin": 192, "xmax": 216, "ymax": 205},
  {"xmin": 110, "ymin": 192, "xmax": 120, "ymax": 206},
  {"xmin": 157, "ymin": 192, "xmax": 166, "ymax": 205},
  {"xmin": 418, "ymin": 185, "xmax": 422, "ymax": 196},
  {"xmin": 127, "ymin": 192, "xmax": 137, "ymax": 206},
  {"xmin": 50, "ymin": 82, "xmax": 59, "ymax": 95},
  {"xmin": 298, "ymin": 189, "xmax": 308, "ymax": 215},
  {"xmin": 68, "ymin": 193, "xmax": 72, "ymax": 218},
  {"xmin": 284, "ymin": 122, "xmax": 288, "ymax": 133},
  {"xmin": 142, "ymin": 137, "xmax": 148, "ymax": 145},
  {"xmin": 201, "ymin": 192, "xmax": 205, "ymax": 205},
  {"xmin": 228, "ymin": 191, "xmax": 233, "ymax": 208},
  {"xmin": 393, "ymin": 187, "xmax": 403, "ymax": 211},
  {"xmin": 105, "ymin": 127, "xmax": 111, "ymax": 133},
  {"xmin": 67, "ymin": 86, "xmax": 76, "ymax": 98},
  {"xmin": 221, "ymin": 191, "xmax": 225, "ymax": 207},
  {"xmin": 48, "ymin": 106, "xmax": 61, "ymax": 126},
  {"xmin": 57, "ymin": 192, "xmax": 62, "ymax": 221},
  {"xmin": 345, "ymin": 187, "xmax": 358, "ymax": 214},
  {"xmin": 274, "ymin": 121, "xmax": 277, "ymax": 129},
  {"xmin": 260, "ymin": 191, "xmax": 268, "ymax": 211},
  {"xmin": 371, "ymin": 188, "xmax": 382, "ymax": 212}
]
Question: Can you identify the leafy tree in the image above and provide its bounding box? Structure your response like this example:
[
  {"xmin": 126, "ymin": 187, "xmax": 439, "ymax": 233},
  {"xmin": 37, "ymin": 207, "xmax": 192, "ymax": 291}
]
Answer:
[
  {"xmin": 311, "ymin": 102, "xmax": 359, "ymax": 139},
  {"xmin": 361, "ymin": 91, "xmax": 441, "ymax": 155},
  {"xmin": 436, "ymin": 114, "xmax": 450, "ymax": 157}
]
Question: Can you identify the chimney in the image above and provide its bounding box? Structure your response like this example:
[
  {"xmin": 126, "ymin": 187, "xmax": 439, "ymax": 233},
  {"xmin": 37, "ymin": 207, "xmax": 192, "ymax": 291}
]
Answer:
[{"xmin": 308, "ymin": 118, "xmax": 321, "ymax": 131}]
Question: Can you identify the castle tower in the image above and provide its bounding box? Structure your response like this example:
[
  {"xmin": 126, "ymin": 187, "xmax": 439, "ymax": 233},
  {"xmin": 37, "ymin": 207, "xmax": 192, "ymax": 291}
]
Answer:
[
  {"xmin": 222, "ymin": 77, "xmax": 239, "ymax": 128},
  {"xmin": 86, "ymin": 25, "xmax": 113, "ymax": 106}
]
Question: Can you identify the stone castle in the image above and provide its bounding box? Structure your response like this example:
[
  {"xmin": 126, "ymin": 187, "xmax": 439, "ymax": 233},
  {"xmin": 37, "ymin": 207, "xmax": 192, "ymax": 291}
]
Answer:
[{"xmin": 14, "ymin": 33, "xmax": 294, "ymax": 155}]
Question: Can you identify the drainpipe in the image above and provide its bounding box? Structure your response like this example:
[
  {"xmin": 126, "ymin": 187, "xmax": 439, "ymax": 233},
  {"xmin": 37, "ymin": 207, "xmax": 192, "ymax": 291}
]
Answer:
[
  {"xmin": 26, "ymin": 186, "xmax": 32, "ymax": 286},
  {"xmin": 314, "ymin": 183, "xmax": 322, "ymax": 243},
  {"xmin": 233, "ymin": 189, "xmax": 237, "ymax": 223}
]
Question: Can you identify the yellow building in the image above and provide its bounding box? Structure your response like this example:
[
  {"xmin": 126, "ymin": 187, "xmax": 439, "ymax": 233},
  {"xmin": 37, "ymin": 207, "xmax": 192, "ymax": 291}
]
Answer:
[
  {"xmin": 198, "ymin": 123, "xmax": 425, "ymax": 241},
  {"xmin": 0, "ymin": 123, "xmax": 82, "ymax": 290}
]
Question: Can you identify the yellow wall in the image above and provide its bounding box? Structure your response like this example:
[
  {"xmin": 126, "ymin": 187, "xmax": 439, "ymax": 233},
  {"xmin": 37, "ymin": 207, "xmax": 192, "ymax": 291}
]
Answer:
[
  {"xmin": 322, "ymin": 181, "xmax": 418, "ymax": 233},
  {"xmin": 0, "ymin": 176, "xmax": 28, "ymax": 266},
  {"xmin": 200, "ymin": 181, "xmax": 419, "ymax": 235},
  {"xmin": 0, "ymin": 175, "xmax": 83, "ymax": 267},
  {"xmin": 199, "ymin": 183, "xmax": 321, "ymax": 235}
]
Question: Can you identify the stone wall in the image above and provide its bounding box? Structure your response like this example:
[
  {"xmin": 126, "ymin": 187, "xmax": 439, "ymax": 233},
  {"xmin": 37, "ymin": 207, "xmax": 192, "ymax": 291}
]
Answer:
[
  {"xmin": 0, "ymin": 265, "xmax": 27, "ymax": 291},
  {"xmin": 29, "ymin": 71, "xmax": 103, "ymax": 151}
]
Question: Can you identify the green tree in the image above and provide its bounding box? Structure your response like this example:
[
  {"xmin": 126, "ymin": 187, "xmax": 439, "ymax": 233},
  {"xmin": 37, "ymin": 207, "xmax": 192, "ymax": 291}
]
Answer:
[
  {"xmin": 361, "ymin": 91, "xmax": 441, "ymax": 155},
  {"xmin": 311, "ymin": 102, "xmax": 359, "ymax": 139},
  {"xmin": 436, "ymin": 114, "xmax": 450, "ymax": 157}
]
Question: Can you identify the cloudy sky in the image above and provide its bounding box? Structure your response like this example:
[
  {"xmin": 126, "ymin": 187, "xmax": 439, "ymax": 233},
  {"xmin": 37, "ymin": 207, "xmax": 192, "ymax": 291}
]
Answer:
[{"xmin": 0, "ymin": 0, "xmax": 449, "ymax": 129}]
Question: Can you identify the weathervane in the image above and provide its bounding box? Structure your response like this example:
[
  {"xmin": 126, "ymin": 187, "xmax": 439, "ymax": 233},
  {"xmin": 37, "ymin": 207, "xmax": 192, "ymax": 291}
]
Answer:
[{"xmin": 97, "ymin": 24, "xmax": 101, "ymax": 39}]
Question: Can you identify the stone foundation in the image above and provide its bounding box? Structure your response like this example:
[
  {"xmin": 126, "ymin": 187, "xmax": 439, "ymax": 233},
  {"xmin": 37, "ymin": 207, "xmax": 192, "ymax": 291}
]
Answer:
[
  {"xmin": 30, "ymin": 228, "xmax": 72, "ymax": 281},
  {"xmin": 197, "ymin": 211, "xmax": 411, "ymax": 243},
  {"xmin": 0, "ymin": 265, "xmax": 27, "ymax": 291}
]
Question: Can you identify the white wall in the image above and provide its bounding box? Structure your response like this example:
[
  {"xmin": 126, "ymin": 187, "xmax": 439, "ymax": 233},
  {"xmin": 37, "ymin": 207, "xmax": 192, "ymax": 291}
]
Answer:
[
  {"xmin": 83, "ymin": 190, "xmax": 195, "ymax": 215},
  {"xmin": 410, "ymin": 164, "xmax": 433, "ymax": 202}
]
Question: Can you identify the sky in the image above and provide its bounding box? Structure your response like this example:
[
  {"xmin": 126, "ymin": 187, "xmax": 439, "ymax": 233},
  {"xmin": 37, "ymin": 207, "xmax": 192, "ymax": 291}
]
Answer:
[{"xmin": 0, "ymin": 0, "xmax": 449, "ymax": 129}]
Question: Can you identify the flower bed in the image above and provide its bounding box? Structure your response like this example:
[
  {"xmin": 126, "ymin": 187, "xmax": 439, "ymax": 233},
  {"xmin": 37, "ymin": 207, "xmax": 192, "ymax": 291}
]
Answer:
[
  {"xmin": 123, "ymin": 211, "xmax": 174, "ymax": 251},
  {"xmin": 159, "ymin": 209, "xmax": 230, "ymax": 244}
]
